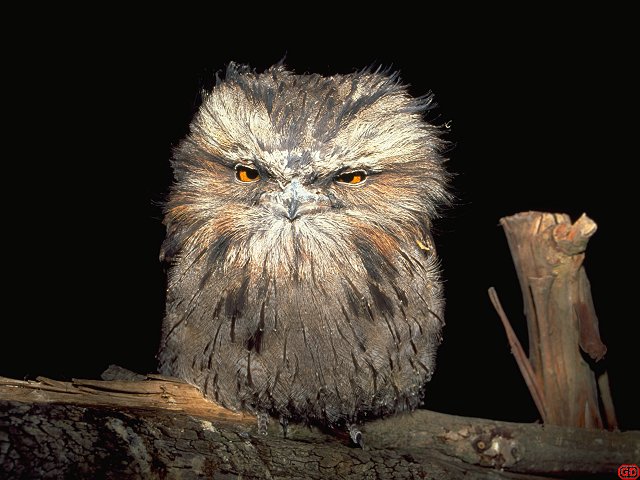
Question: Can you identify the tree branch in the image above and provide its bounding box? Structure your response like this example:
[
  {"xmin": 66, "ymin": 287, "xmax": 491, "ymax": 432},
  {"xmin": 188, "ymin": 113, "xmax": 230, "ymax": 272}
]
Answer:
[{"xmin": 1, "ymin": 375, "xmax": 637, "ymax": 479}]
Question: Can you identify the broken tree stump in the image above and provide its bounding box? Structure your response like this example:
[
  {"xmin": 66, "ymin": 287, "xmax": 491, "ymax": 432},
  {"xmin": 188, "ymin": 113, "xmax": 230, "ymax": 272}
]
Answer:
[{"xmin": 491, "ymin": 211, "xmax": 616, "ymax": 429}]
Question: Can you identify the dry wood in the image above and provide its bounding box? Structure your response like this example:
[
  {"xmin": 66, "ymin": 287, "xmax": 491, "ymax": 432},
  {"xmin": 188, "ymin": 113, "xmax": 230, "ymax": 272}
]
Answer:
[
  {"xmin": 488, "ymin": 287, "xmax": 547, "ymax": 420},
  {"xmin": 493, "ymin": 212, "xmax": 616, "ymax": 429},
  {"xmin": 1, "ymin": 375, "xmax": 638, "ymax": 479}
]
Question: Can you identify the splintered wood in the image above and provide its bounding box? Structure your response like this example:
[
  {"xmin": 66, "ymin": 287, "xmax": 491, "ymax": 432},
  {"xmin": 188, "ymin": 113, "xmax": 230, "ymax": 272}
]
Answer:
[
  {"xmin": 0, "ymin": 374, "xmax": 254, "ymax": 425},
  {"xmin": 490, "ymin": 211, "xmax": 617, "ymax": 429}
]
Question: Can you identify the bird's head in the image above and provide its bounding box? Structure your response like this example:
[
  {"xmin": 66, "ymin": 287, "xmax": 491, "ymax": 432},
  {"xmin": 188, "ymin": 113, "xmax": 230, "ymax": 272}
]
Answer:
[{"xmin": 162, "ymin": 63, "xmax": 450, "ymax": 284}]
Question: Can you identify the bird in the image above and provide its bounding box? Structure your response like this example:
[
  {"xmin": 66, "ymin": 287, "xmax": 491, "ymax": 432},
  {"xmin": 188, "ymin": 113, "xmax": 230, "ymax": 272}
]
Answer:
[{"xmin": 158, "ymin": 62, "xmax": 450, "ymax": 445}]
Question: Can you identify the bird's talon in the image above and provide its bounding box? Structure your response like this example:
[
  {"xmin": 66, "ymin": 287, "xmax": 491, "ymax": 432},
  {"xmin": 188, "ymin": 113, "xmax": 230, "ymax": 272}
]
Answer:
[
  {"xmin": 279, "ymin": 416, "xmax": 289, "ymax": 437},
  {"xmin": 348, "ymin": 424, "xmax": 364, "ymax": 449},
  {"xmin": 257, "ymin": 412, "xmax": 269, "ymax": 435}
]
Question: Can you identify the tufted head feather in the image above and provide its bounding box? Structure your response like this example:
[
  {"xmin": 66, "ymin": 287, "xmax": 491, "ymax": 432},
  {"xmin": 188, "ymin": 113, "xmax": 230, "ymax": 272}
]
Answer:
[{"xmin": 163, "ymin": 63, "xmax": 450, "ymax": 270}]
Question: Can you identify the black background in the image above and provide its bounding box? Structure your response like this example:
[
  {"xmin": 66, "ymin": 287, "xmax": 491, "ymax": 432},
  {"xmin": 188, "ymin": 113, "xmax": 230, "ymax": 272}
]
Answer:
[{"xmin": 3, "ymin": 18, "xmax": 636, "ymax": 430}]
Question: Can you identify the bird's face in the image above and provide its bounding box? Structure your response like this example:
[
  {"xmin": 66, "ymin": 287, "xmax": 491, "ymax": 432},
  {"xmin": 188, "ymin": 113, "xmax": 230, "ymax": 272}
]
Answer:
[{"xmin": 163, "ymin": 66, "xmax": 449, "ymax": 285}]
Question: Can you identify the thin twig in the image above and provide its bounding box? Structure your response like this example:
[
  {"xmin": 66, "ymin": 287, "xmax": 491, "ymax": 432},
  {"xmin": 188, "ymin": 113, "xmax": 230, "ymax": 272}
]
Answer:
[
  {"xmin": 488, "ymin": 287, "xmax": 547, "ymax": 421},
  {"xmin": 597, "ymin": 371, "xmax": 619, "ymax": 431}
]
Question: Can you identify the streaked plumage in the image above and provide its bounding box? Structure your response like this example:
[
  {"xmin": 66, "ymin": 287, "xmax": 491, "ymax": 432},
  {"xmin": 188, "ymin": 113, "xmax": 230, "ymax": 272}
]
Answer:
[{"xmin": 158, "ymin": 63, "xmax": 450, "ymax": 432}]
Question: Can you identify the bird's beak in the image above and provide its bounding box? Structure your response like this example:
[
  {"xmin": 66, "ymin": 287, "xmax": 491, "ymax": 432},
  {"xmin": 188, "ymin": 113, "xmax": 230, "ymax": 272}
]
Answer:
[{"xmin": 276, "ymin": 179, "xmax": 329, "ymax": 221}]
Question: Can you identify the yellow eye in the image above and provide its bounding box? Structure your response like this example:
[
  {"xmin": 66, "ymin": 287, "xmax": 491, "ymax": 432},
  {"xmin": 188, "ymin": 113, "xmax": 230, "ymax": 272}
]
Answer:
[
  {"xmin": 235, "ymin": 165, "xmax": 260, "ymax": 183},
  {"xmin": 335, "ymin": 170, "xmax": 367, "ymax": 185}
]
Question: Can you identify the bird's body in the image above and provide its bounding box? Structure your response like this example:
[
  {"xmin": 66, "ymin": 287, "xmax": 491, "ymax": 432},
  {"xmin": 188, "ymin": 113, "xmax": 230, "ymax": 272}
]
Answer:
[{"xmin": 158, "ymin": 63, "xmax": 450, "ymax": 431}]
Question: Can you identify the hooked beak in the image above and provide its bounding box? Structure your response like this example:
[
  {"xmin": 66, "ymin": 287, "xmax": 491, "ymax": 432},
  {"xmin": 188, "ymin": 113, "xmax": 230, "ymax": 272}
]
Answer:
[{"xmin": 274, "ymin": 179, "xmax": 331, "ymax": 221}]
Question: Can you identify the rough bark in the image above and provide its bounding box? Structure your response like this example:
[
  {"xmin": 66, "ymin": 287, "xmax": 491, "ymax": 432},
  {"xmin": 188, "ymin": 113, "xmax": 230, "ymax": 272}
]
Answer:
[
  {"xmin": 493, "ymin": 212, "xmax": 616, "ymax": 429},
  {"xmin": 2, "ymin": 375, "xmax": 638, "ymax": 479}
]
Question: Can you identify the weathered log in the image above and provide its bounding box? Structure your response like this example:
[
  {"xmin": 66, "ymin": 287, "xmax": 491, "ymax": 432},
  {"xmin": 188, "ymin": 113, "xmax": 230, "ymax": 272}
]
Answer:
[{"xmin": 1, "ymin": 375, "xmax": 637, "ymax": 479}]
